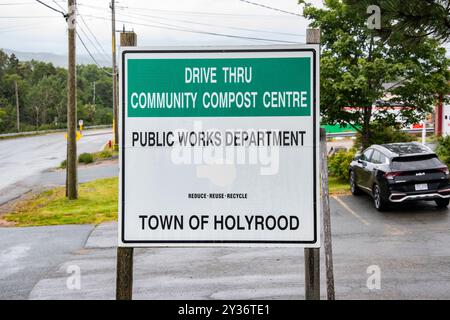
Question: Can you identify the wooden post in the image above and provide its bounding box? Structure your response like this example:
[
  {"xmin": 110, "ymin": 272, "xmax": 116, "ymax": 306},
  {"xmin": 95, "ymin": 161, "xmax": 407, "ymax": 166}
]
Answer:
[
  {"xmin": 120, "ymin": 31, "xmax": 137, "ymax": 46},
  {"xmin": 110, "ymin": 0, "xmax": 119, "ymax": 150},
  {"xmin": 66, "ymin": 0, "xmax": 78, "ymax": 200},
  {"xmin": 320, "ymin": 128, "xmax": 335, "ymax": 300},
  {"xmin": 304, "ymin": 28, "xmax": 321, "ymax": 300},
  {"xmin": 116, "ymin": 245, "xmax": 134, "ymax": 300},
  {"xmin": 304, "ymin": 246, "xmax": 320, "ymax": 300},
  {"xmin": 14, "ymin": 80, "xmax": 20, "ymax": 132},
  {"xmin": 116, "ymin": 29, "xmax": 137, "ymax": 301}
]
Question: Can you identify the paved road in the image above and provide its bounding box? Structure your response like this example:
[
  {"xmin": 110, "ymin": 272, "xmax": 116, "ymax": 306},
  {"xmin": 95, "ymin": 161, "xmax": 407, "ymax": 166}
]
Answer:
[
  {"xmin": 1, "ymin": 195, "xmax": 444, "ymax": 300},
  {"xmin": 0, "ymin": 129, "xmax": 113, "ymax": 205},
  {"xmin": 0, "ymin": 224, "xmax": 94, "ymax": 299}
]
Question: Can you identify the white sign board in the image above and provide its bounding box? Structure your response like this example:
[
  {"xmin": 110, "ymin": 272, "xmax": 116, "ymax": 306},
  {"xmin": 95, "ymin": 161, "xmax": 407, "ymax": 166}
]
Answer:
[
  {"xmin": 119, "ymin": 46, "xmax": 320, "ymax": 247},
  {"xmin": 444, "ymin": 103, "xmax": 450, "ymax": 136}
]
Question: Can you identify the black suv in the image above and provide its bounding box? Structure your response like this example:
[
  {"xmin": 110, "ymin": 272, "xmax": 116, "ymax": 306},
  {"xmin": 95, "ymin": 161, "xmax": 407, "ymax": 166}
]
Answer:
[{"xmin": 349, "ymin": 142, "xmax": 450, "ymax": 211}]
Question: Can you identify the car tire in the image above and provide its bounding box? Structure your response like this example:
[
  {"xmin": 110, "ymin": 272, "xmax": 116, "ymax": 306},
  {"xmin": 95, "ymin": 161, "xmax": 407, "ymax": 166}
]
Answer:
[
  {"xmin": 350, "ymin": 170, "xmax": 362, "ymax": 196},
  {"xmin": 373, "ymin": 184, "xmax": 388, "ymax": 211},
  {"xmin": 435, "ymin": 198, "xmax": 449, "ymax": 208}
]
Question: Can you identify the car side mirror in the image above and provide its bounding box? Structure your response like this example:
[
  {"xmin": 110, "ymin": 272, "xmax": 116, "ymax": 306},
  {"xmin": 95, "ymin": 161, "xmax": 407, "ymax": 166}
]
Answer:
[{"xmin": 354, "ymin": 154, "xmax": 361, "ymax": 162}]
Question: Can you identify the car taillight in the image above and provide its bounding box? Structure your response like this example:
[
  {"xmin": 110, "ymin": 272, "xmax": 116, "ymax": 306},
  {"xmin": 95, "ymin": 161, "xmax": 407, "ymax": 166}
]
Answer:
[
  {"xmin": 437, "ymin": 166, "xmax": 449, "ymax": 175},
  {"xmin": 383, "ymin": 172, "xmax": 401, "ymax": 180}
]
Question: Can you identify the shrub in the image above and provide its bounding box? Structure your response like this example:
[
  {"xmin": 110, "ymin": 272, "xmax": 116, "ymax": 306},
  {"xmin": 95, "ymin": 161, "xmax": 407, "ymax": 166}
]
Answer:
[
  {"xmin": 78, "ymin": 152, "xmax": 94, "ymax": 164},
  {"xmin": 95, "ymin": 150, "xmax": 113, "ymax": 160},
  {"xmin": 436, "ymin": 135, "xmax": 450, "ymax": 166},
  {"xmin": 355, "ymin": 124, "xmax": 415, "ymax": 150},
  {"xmin": 328, "ymin": 149, "xmax": 356, "ymax": 182},
  {"xmin": 59, "ymin": 159, "xmax": 67, "ymax": 168}
]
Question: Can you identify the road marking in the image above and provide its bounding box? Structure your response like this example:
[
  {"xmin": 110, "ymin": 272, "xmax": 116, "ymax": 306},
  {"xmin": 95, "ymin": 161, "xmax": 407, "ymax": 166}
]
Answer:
[{"xmin": 332, "ymin": 195, "xmax": 371, "ymax": 226}]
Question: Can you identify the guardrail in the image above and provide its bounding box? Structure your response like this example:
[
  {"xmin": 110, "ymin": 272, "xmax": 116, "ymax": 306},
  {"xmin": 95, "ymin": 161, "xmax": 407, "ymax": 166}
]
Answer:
[{"xmin": 0, "ymin": 125, "xmax": 112, "ymax": 139}]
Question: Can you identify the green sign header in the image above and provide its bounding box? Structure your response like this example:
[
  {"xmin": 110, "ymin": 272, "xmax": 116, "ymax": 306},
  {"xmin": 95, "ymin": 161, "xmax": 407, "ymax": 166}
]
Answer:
[{"xmin": 126, "ymin": 57, "xmax": 311, "ymax": 117}]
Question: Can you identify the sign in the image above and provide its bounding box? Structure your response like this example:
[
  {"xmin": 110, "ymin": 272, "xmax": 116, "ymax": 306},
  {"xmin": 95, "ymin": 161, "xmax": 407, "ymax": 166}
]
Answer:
[
  {"xmin": 119, "ymin": 46, "xmax": 320, "ymax": 247},
  {"xmin": 65, "ymin": 131, "xmax": 81, "ymax": 141},
  {"xmin": 444, "ymin": 103, "xmax": 450, "ymax": 136}
]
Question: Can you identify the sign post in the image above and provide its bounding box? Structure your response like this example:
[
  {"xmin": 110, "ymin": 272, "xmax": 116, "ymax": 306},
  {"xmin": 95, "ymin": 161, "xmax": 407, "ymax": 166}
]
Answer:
[
  {"xmin": 78, "ymin": 119, "xmax": 83, "ymax": 134},
  {"xmin": 304, "ymin": 28, "xmax": 321, "ymax": 300},
  {"xmin": 118, "ymin": 42, "xmax": 320, "ymax": 298},
  {"xmin": 116, "ymin": 30, "xmax": 137, "ymax": 301}
]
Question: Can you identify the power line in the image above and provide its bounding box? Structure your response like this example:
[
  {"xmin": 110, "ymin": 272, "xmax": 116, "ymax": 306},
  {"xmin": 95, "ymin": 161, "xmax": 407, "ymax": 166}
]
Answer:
[
  {"xmin": 52, "ymin": 0, "xmax": 65, "ymax": 12},
  {"xmin": 77, "ymin": 11, "xmax": 109, "ymax": 60},
  {"xmin": 0, "ymin": 15, "xmax": 61, "ymax": 18},
  {"xmin": 118, "ymin": 8, "xmax": 305, "ymax": 38},
  {"xmin": 0, "ymin": 23, "xmax": 51, "ymax": 34},
  {"xmin": 34, "ymin": 0, "xmax": 67, "ymax": 18},
  {"xmin": 76, "ymin": 31, "xmax": 113, "ymax": 75},
  {"xmin": 0, "ymin": 0, "xmax": 65, "ymax": 3},
  {"xmin": 77, "ymin": 22, "xmax": 109, "ymax": 62},
  {"xmin": 0, "ymin": 2, "xmax": 36, "ymax": 5},
  {"xmin": 239, "ymin": 0, "xmax": 303, "ymax": 17},
  {"xmin": 78, "ymin": 2, "xmax": 298, "ymax": 19},
  {"xmin": 82, "ymin": 13, "xmax": 298, "ymax": 44}
]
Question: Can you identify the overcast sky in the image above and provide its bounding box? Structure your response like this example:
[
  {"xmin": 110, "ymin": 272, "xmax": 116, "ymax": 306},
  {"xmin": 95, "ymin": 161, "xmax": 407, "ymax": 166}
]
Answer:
[
  {"xmin": 0, "ymin": 0, "xmax": 448, "ymax": 60},
  {"xmin": 0, "ymin": 0, "xmax": 322, "ymax": 57}
]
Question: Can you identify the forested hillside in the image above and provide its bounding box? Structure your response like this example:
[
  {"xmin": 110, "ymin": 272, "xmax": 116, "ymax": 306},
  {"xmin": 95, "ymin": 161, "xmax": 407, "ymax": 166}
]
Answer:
[{"xmin": 0, "ymin": 49, "xmax": 113, "ymax": 134}]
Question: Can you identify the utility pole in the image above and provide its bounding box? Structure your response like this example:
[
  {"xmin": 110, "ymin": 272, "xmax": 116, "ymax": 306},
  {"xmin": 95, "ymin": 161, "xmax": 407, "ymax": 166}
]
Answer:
[
  {"xmin": 66, "ymin": 0, "xmax": 78, "ymax": 200},
  {"xmin": 110, "ymin": 0, "xmax": 119, "ymax": 150},
  {"xmin": 14, "ymin": 80, "xmax": 20, "ymax": 132},
  {"xmin": 34, "ymin": 106, "xmax": 39, "ymax": 129},
  {"xmin": 93, "ymin": 81, "xmax": 96, "ymax": 105},
  {"xmin": 116, "ymin": 28, "xmax": 137, "ymax": 301}
]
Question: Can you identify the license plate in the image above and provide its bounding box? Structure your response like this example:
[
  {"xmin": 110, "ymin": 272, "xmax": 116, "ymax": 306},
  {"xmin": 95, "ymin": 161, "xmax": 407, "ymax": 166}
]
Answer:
[{"xmin": 415, "ymin": 183, "xmax": 428, "ymax": 191}]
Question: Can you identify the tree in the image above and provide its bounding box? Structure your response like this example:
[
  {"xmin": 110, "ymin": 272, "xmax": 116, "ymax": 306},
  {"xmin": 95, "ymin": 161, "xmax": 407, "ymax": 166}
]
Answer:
[
  {"xmin": 344, "ymin": 0, "xmax": 450, "ymax": 45},
  {"xmin": 0, "ymin": 49, "xmax": 113, "ymax": 133},
  {"xmin": 0, "ymin": 101, "xmax": 8, "ymax": 132},
  {"xmin": 4, "ymin": 73, "xmax": 26, "ymax": 131},
  {"xmin": 300, "ymin": 0, "xmax": 450, "ymax": 149}
]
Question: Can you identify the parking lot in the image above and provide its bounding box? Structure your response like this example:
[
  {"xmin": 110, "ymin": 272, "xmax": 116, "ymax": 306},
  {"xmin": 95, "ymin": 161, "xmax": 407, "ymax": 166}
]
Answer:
[
  {"xmin": 330, "ymin": 194, "xmax": 450, "ymax": 299},
  {"xmin": 1, "ymin": 193, "xmax": 442, "ymax": 300}
]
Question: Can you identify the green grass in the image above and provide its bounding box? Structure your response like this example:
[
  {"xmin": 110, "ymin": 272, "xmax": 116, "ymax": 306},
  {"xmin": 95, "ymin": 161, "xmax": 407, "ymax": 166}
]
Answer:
[
  {"xmin": 4, "ymin": 177, "xmax": 118, "ymax": 227},
  {"xmin": 3, "ymin": 174, "xmax": 348, "ymax": 227},
  {"xmin": 328, "ymin": 176, "xmax": 350, "ymax": 195},
  {"xmin": 59, "ymin": 145, "xmax": 118, "ymax": 168}
]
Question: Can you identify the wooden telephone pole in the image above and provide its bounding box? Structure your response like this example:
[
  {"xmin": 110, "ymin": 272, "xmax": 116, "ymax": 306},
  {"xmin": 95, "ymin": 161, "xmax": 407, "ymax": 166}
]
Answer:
[
  {"xmin": 110, "ymin": 0, "xmax": 119, "ymax": 150},
  {"xmin": 66, "ymin": 0, "xmax": 78, "ymax": 199},
  {"xmin": 14, "ymin": 80, "xmax": 20, "ymax": 132},
  {"xmin": 116, "ymin": 29, "xmax": 137, "ymax": 301}
]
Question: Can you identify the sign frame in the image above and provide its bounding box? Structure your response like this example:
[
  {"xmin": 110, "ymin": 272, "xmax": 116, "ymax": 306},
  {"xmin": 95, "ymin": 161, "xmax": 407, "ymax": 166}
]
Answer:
[{"xmin": 119, "ymin": 45, "xmax": 320, "ymax": 247}]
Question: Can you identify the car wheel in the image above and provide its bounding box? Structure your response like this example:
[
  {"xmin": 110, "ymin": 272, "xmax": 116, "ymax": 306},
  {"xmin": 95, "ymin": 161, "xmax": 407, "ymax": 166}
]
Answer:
[
  {"xmin": 373, "ymin": 184, "xmax": 388, "ymax": 211},
  {"xmin": 435, "ymin": 198, "xmax": 449, "ymax": 208},
  {"xmin": 350, "ymin": 170, "xmax": 362, "ymax": 196}
]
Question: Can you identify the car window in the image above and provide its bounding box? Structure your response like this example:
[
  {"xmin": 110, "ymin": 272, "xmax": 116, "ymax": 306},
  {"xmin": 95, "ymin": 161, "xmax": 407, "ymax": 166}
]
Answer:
[
  {"xmin": 391, "ymin": 155, "xmax": 443, "ymax": 170},
  {"xmin": 361, "ymin": 149, "xmax": 373, "ymax": 162},
  {"xmin": 379, "ymin": 153, "xmax": 388, "ymax": 164},
  {"xmin": 371, "ymin": 150, "xmax": 381, "ymax": 164}
]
